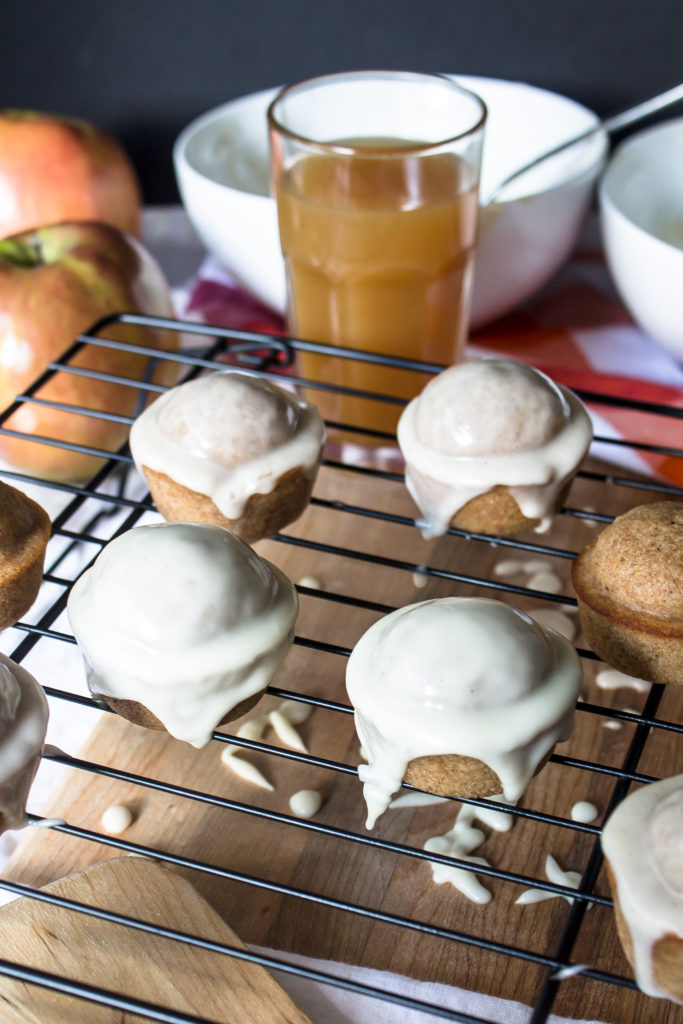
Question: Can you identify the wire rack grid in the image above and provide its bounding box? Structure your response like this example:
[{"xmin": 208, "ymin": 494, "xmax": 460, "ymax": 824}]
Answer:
[{"xmin": 0, "ymin": 314, "xmax": 681, "ymax": 1024}]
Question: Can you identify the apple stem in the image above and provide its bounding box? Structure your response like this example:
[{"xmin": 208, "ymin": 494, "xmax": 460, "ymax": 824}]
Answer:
[{"xmin": 0, "ymin": 235, "xmax": 41, "ymax": 267}]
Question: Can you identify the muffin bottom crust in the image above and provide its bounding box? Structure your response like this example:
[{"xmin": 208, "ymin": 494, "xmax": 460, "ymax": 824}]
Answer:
[
  {"xmin": 449, "ymin": 479, "xmax": 572, "ymax": 537},
  {"xmin": 573, "ymin": 596, "xmax": 682, "ymax": 686},
  {"xmin": 92, "ymin": 691, "xmax": 265, "ymax": 735},
  {"xmin": 451, "ymin": 486, "xmax": 540, "ymax": 536},
  {"xmin": 142, "ymin": 464, "xmax": 316, "ymax": 544},
  {"xmin": 0, "ymin": 484, "xmax": 51, "ymax": 630},
  {"xmin": 404, "ymin": 752, "xmax": 503, "ymax": 798},
  {"xmin": 404, "ymin": 750, "xmax": 552, "ymax": 800},
  {"xmin": 607, "ymin": 864, "xmax": 683, "ymax": 1004},
  {"xmin": 571, "ymin": 502, "xmax": 683, "ymax": 686}
]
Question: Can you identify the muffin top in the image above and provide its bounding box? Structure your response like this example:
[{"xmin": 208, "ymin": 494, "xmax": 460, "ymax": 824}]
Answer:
[
  {"xmin": 0, "ymin": 481, "xmax": 50, "ymax": 582},
  {"xmin": 575, "ymin": 501, "xmax": 683, "ymax": 619},
  {"xmin": 0, "ymin": 654, "xmax": 48, "ymax": 787},
  {"xmin": 397, "ymin": 358, "xmax": 593, "ymax": 539},
  {"xmin": 356, "ymin": 597, "xmax": 553, "ymax": 711},
  {"xmin": 412, "ymin": 359, "xmax": 568, "ymax": 456},
  {"xmin": 601, "ymin": 774, "xmax": 683, "ymax": 1001},
  {"xmin": 156, "ymin": 372, "xmax": 298, "ymax": 468},
  {"xmin": 346, "ymin": 597, "xmax": 582, "ymax": 827},
  {"xmin": 129, "ymin": 370, "xmax": 325, "ymax": 519},
  {"xmin": 67, "ymin": 522, "xmax": 299, "ymax": 746}
]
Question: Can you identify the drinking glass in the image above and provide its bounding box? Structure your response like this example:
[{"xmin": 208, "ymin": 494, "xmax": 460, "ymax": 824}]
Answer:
[{"xmin": 268, "ymin": 70, "xmax": 486, "ymax": 448}]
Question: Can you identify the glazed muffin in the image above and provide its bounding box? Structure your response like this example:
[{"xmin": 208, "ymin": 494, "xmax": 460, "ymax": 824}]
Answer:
[
  {"xmin": 129, "ymin": 370, "xmax": 325, "ymax": 544},
  {"xmin": 346, "ymin": 597, "xmax": 582, "ymax": 828},
  {"xmin": 0, "ymin": 481, "xmax": 51, "ymax": 630},
  {"xmin": 67, "ymin": 522, "xmax": 298, "ymax": 747},
  {"xmin": 601, "ymin": 774, "xmax": 683, "ymax": 1005},
  {"xmin": 571, "ymin": 501, "xmax": 683, "ymax": 685},
  {"xmin": 0, "ymin": 654, "xmax": 49, "ymax": 834},
  {"xmin": 397, "ymin": 358, "xmax": 593, "ymax": 539}
]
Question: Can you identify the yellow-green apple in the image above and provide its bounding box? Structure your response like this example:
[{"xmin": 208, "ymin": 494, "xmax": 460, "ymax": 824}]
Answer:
[
  {"xmin": 0, "ymin": 110, "xmax": 141, "ymax": 239},
  {"xmin": 0, "ymin": 220, "xmax": 180, "ymax": 482}
]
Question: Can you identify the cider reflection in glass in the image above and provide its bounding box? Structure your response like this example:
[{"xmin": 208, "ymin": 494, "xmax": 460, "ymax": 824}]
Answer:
[{"xmin": 268, "ymin": 71, "xmax": 486, "ymax": 448}]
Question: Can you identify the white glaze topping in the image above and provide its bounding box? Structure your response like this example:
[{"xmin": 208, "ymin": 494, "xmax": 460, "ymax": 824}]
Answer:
[
  {"xmin": 0, "ymin": 666, "xmax": 20, "ymax": 730},
  {"xmin": 649, "ymin": 792, "xmax": 683, "ymax": 896},
  {"xmin": 67, "ymin": 523, "xmax": 298, "ymax": 748},
  {"xmin": 550, "ymin": 964, "xmax": 590, "ymax": 981},
  {"xmin": 297, "ymin": 575, "xmax": 323, "ymax": 590},
  {"xmin": 221, "ymin": 747, "xmax": 274, "ymax": 790},
  {"xmin": 516, "ymin": 854, "xmax": 581, "ymax": 905},
  {"xmin": 0, "ymin": 655, "xmax": 48, "ymax": 831},
  {"xmin": 571, "ymin": 800, "xmax": 599, "ymax": 823},
  {"xmin": 494, "ymin": 557, "xmax": 556, "ymax": 577},
  {"xmin": 595, "ymin": 667, "xmax": 650, "ymax": 694},
  {"xmin": 289, "ymin": 789, "xmax": 322, "ymax": 819},
  {"xmin": 220, "ymin": 699, "xmax": 312, "ymax": 789},
  {"xmin": 526, "ymin": 607, "xmax": 577, "ymax": 642},
  {"xmin": 397, "ymin": 359, "xmax": 592, "ymax": 538},
  {"xmin": 527, "ymin": 570, "xmax": 563, "ymax": 594},
  {"xmin": 346, "ymin": 597, "xmax": 582, "ymax": 828},
  {"xmin": 101, "ymin": 804, "xmax": 134, "ymax": 834},
  {"xmin": 129, "ymin": 370, "xmax": 325, "ymax": 520},
  {"xmin": 390, "ymin": 792, "xmax": 447, "ymax": 809},
  {"xmin": 424, "ymin": 796, "xmax": 514, "ymax": 903},
  {"xmin": 601, "ymin": 774, "xmax": 683, "ymax": 1003}
]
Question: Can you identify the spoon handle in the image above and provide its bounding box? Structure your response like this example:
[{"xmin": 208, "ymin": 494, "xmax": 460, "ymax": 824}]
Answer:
[
  {"xmin": 602, "ymin": 81, "xmax": 683, "ymax": 134},
  {"xmin": 486, "ymin": 81, "xmax": 683, "ymax": 206}
]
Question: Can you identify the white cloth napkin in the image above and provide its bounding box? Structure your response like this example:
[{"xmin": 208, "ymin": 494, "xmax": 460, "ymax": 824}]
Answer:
[{"xmin": 253, "ymin": 945, "xmax": 602, "ymax": 1024}]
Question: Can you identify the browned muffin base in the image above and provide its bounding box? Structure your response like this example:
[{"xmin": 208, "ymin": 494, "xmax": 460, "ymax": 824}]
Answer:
[
  {"xmin": 607, "ymin": 863, "xmax": 683, "ymax": 1003},
  {"xmin": 92, "ymin": 691, "xmax": 266, "ymax": 735},
  {"xmin": 404, "ymin": 749, "xmax": 552, "ymax": 800},
  {"xmin": 404, "ymin": 752, "xmax": 503, "ymax": 798},
  {"xmin": 451, "ymin": 486, "xmax": 540, "ymax": 537},
  {"xmin": 0, "ymin": 482, "xmax": 51, "ymax": 630},
  {"xmin": 574, "ymin": 597, "xmax": 682, "ymax": 686},
  {"xmin": 572, "ymin": 503, "xmax": 683, "ymax": 686},
  {"xmin": 450, "ymin": 479, "xmax": 573, "ymax": 537},
  {"xmin": 142, "ymin": 464, "xmax": 317, "ymax": 544}
]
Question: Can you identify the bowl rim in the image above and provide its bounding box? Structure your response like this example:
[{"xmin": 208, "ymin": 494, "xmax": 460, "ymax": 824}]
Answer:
[
  {"xmin": 599, "ymin": 114, "xmax": 683, "ymax": 254},
  {"xmin": 173, "ymin": 75, "xmax": 605, "ymax": 201},
  {"xmin": 266, "ymin": 70, "xmax": 487, "ymax": 155}
]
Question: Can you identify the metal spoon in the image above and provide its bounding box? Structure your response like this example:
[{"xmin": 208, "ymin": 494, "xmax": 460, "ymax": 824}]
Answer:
[{"xmin": 484, "ymin": 81, "xmax": 683, "ymax": 206}]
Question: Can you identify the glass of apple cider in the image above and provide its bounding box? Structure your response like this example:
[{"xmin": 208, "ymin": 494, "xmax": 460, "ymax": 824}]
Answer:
[{"xmin": 267, "ymin": 71, "xmax": 486, "ymax": 454}]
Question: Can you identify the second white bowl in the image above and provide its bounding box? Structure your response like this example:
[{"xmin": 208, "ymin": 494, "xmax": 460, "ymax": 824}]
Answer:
[{"xmin": 599, "ymin": 116, "xmax": 683, "ymax": 363}]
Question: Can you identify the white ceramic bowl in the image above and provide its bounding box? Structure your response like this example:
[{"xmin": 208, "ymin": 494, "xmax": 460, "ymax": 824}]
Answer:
[
  {"xmin": 599, "ymin": 117, "xmax": 683, "ymax": 362},
  {"xmin": 174, "ymin": 77, "xmax": 607, "ymax": 329}
]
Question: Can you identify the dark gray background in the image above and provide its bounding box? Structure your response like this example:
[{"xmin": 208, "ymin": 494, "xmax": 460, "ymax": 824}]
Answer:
[{"xmin": 1, "ymin": 0, "xmax": 679, "ymax": 203}]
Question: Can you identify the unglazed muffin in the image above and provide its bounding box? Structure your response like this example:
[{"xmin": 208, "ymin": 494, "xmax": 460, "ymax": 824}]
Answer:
[
  {"xmin": 0, "ymin": 654, "xmax": 49, "ymax": 834},
  {"xmin": 129, "ymin": 370, "xmax": 325, "ymax": 544},
  {"xmin": 601, "ymin": 774, "xmax": 683, "ymax": 1005},
  {"xmin": 67, "ymin": 522, "xmax": 298, "ymax": 747},
  {"xmin": 0, "ymin": 481, "xmax": 51, "ymax": 630},
  {"xmin": 397, "ymin": 358, "xmax": 593, "ymax": 539},
  {"xmin": 346, "ymin": 597, "xmax": 582, "ymax": 828},
  {"xmin": 571, "ymin": 501, "xmax": 683, "ymax": 685}
]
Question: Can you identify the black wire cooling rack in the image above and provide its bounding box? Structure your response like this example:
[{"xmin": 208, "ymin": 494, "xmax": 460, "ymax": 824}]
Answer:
[{"xmin": 0, "ymin": 314, "xmax": 681, "ymax": 1024}]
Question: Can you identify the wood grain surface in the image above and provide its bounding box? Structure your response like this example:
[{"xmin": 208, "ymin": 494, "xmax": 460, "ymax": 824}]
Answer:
[
  {"xmin": 3, "ymin": 461, "xmax": 682, "ymax": 1024},
  {"xmin": 0, "ymin": 856, "xmax": 313, "ymax": 1023}
]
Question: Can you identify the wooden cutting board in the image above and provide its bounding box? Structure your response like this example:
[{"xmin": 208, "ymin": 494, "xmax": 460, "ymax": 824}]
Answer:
[
  {"xmin": 0, "ymin": 855, "xmax": 312, "ymax": 1023},
  {"xmin": 3, "ymin": 463, "xmax": 682, "ymax": 1024}
]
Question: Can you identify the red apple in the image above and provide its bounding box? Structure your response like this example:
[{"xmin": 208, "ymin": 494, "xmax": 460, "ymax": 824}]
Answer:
[
  {"xmin": 0, "ymin": 221, "xmax": 181, "ymax": 482},
  {"xmin": 0, "ymin": 110, "xmax": 141, "ymax": 239}
]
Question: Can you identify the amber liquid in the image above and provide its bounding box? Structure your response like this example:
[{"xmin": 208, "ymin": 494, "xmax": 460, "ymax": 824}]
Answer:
[{"xmin": 275, "ymin": 139, "xmax": 479, "ymax": 437}]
